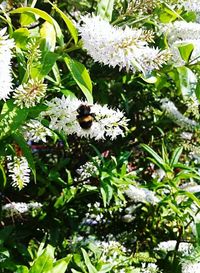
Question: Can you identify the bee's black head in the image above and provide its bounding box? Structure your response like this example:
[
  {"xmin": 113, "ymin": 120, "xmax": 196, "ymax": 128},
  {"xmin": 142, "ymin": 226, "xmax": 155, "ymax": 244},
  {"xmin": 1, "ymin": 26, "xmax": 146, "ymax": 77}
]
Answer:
[{"xmin": 77, "ymin": 104, "xmax": 91, "ymax": 116}]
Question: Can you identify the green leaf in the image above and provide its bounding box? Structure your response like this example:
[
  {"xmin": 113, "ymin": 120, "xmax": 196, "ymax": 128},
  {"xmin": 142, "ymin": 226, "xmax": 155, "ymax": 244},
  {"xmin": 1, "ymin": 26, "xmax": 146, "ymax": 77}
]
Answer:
[
  {"xmin": 12, "ymin": 28, "xmax": 30, "ymax": 49},
  {"xmin": 48, "ymin": 2, "xmax": 78, "ymax": 44},
  {"xmin": 60, "ymin": 89, "xmax": 76, "ymax": 98},
  {"xmin": 141, "ymin": 74, "xmax": 157, "ymax": 83},
  {"xmin": 11, "ymin": 7, "xmax": 54, "ymax": 24},
  {"xmin": 51, "ymin": 255, "xmax": 72, "ymax": 273},
  {"xmin": 177, "ymin": 43, "xmax": 194, "ymax": 63},
  {"xmin": 81, "ymin": 248, "xmax": 98, "ymax": 273},
  {"xmin": 15, "ymin": 265, "xmax": 29, "ymax": 273},
  {"xmin": 0, "ymin": 163, "xmax": 7, "ymax": 189},
  {"xmin": 177, "ymin": 66, "xmax": 197, "ymax": 99},
  {"xmin": 0, "ymin": 226, "xmax": 13, "ymax": 245},
  {"xmin": 12, "ymin": 132, "xmax": 36, "ymax": 182},
  {"xmin": 29, "ymin": 246, "xmax": 54, "ymax": 273},
  {"xmin": 64, "ymin": 56, "xmax": 93, "ymax": 103},
  {"xmin": 30, "ymin": 51, "xmax": 58, "ymax": 80},
  {"xmin": 20, "ymin": 12, "xmax": 36, "ymax": 26},
  {"xmin": 141, "ymin": 144, "xmax": 171, "ymax": 172},
  {"xmin": 181, "ymin": 191, "xmax": 200, "ymax": 207},
  {"xmin": 40, "ymin": 22, "xmax": 56, "ymax": 52},
  {"xmin": 98, "ymin": 263, "xmax": 114, "ymax": 273},
  {"xmin": 170, "ymin": 146, "xmax": 183, "ymax": 167},
  {"xmin": 0, "ymin": 101, "xmax": 28, "ymax": 140},
  {"xmin": 97, "ymin": 0, "xmax": 115, "ymax": 21},
  {"xmin": 101, "ymin": 181, "xmax": 113, "ymax": 206}
]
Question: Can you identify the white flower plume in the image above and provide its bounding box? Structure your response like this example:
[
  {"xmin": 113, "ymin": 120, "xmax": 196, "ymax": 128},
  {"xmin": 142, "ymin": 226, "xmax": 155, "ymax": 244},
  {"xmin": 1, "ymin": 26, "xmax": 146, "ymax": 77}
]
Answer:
[
  {"xmin": 161, "ymin": 98, "xmax": 198, "ymax": 131},
  {"xmin": 13, "ymin": 79, "xmax": 47, "ymax": 108},
  {"xmin": 2, "ymin": 202, "xmax": 42, "ymax": 218},
  {"xmin": 182, "ymin": 0, "xmax": 200, "ymax": 12},
  {"xmin": 40, "ymin": 96, "xmax": 129, "ymax": 140},
  {"xmin": 78, "ymin": 15, "xmax": 170, "ymax": 75},
  {"xmin": 125, "ymin": 185, "xmax": 159, "ymax": 205},
  {"xmin": 182, "ymin": 262, "xmax": 200, "ymax": 273},
  {"xmin": 7, "ymin": 156, "xmax": 31, "ymax": 190},
  {"xmin": 161, "ymin": 21, "xmax": 200, "ymax": 65},
  {"xmin": 0, "ymin": 28, "xmax": 15, "ymax": 100},
  {"xmin": 22, "ymin": 119, "xmax": 53, "ymax": 143}
]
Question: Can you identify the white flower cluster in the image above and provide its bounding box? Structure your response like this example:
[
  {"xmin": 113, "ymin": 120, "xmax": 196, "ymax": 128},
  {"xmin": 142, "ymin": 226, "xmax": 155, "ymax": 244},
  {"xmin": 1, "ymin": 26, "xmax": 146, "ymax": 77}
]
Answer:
[
  {"xmin": 160, "ymin": 98, "xmax": 198, "ymax": 131},
  {"xmin": 75, "ymin": 156, "xmax": 100, "ymax": 182},
  {"xmin": 96, "ymin": 239, "xmax": 127, "ymax": 266},
  {"xmin": 7, "ymin": 156, "xmax": 31, "ymax": 190},
  {"xmin": 182, "ymin": 261, "xmax": 200, "ymax": 273},
  {"xmin": 78, "ymin": 15, "xmax": 170, "ymax": 75},
  {"xmin": 156, "ymin": 240, "xmax": 193, "ymax": 255},
  {"xmin": 2, "ymin": 202, "xmax": 42, "ymax": 218},
  {"xmin": 182, "ymin": 0, "xmax": 200, "ymax": 12},
  {"xmin": 13, "ymin": 79, "xmax": 47, "ymax": 108},
  {"xmin": 40, "ymin": 96, "xmax": 129, "ymax": 140},
  {"xmin": 0, "ymin": 28, "xmax": 15, "ymax": 100},
  {"xmin": 124, "ymin": 185, "xmax": 159, "ymax": 205},
  {"xmin": 162, "ymin": 21, "xmax": 200, "ymax": 66},
  {"xmin": 82, "ymin": 202, "xmax": 105, "ymax": 226},
  {"xmin": 22, "ymin": 119, "xmax": 53, "ymax": 143},
  {"xmin": 179, "ymin": 182, "xmax": 200, "ymax": 193},
  {"xmin": 141, "ymin": 262, "xmax": 160, "ymax": 273}
]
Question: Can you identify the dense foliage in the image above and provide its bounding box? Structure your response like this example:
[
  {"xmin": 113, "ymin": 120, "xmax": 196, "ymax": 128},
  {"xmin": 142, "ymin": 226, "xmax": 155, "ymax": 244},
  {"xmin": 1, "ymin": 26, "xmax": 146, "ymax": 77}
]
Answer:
[{"xmin": 1, "ymin": 0, "xmax": 200, "ymax": 272}]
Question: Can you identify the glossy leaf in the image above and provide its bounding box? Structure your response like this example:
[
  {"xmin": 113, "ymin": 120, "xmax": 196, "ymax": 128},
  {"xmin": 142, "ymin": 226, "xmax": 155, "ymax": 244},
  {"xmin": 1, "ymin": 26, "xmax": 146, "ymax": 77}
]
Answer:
[
  {"xmin": 51, "ymin": 255, "xmax": 72, "ymax": 273},
  {"xmin": 64, "ymin": 56, "xmax": 93, "ymax": 103},
  {"xmin": 170, "ymin": 146, "xmax": 183, "ymax": 167},
  {"xmin": 12, "ymin": 28, "xmax": 30, "ymax": 49},
  {"xmin": 81, "ymin": 248, "xmax": 98, "ymax": 273},
  {"xmin": 0, "ymin": 101, "xmax": 28, "ymax": 141},
  {"xmin": 11, "ymin": 7, "xmax": 54, "ymax": 24},
  {"xmin": 40, "ymin": 22, "xmax": 56, "ymax": 52},
  {"xmin": 20, "ymin": 12, "xmax": 36, "ymax": 26},
  {"xmin": 48, "ymin": 2, "xmax": 78, "ymax": 44},
  {"xmin": 15, "ymin": 266, "xmax": 29, "ymax": 273},
  {"xmin": 30, "ymin": 51, "xmax": 58, "ymax": 80},
  {"xmin": 141, "ymin": 144, "xmax": 171, "ymax": 172},
  {"xmin": 29, "ymin": 246, "xmax": 54, "ymax": 273},
  {"xmin": 177, "ymin": 66, "xmax": 197, "ymax": 99},
  {"xmin": 0, "ymin": 163, "xmax": 7, "ymax": 189},
  {"xmin": 178, "ymin": 43, "xmax": 194, "ymax": 63}
]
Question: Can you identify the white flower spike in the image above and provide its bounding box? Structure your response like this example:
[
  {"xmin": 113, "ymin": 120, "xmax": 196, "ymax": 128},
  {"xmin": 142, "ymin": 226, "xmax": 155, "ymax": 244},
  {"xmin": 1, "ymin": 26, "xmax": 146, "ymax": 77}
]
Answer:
[
  {"xmin": 78, "ymin": 15, "xmax": 170, "ymax": 75},
  {"xmin": 40, "ymin": 96, "xmax": 129, "ymax": 140},
  {"xmin": 0, "ymin": 28, "xmax": 15, "ymax": 100}
]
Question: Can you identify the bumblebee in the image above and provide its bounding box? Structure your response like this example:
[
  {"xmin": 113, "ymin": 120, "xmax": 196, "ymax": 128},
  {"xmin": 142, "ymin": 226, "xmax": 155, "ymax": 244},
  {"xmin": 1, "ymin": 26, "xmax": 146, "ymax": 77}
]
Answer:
[{"xmin": 76, "ymin": 104, "xmax": 95, "ymax": 129}]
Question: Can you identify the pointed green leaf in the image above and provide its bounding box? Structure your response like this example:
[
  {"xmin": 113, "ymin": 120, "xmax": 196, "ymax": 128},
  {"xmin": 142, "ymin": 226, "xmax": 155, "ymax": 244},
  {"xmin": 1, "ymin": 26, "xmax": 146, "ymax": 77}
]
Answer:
[
  {"xmin": 170, "ymin": 147, "xmax": 183, "ymax": 167},
  {"xmin": 0, "ymin": 101, "xmax": 28, "ymax": 140},
  {"xmin": 40, "ymin": 22, "xmax": 56, "ymax": 51},
  {"xmin": 81, "ymin": 248, "xmax": 98, "ymax": 273},
  {"xmin": 15, "ymin": 265, "xmax": 29, "ymax": 273},
  {"xmin": 12, "ymin": 28, "xmax": 30, "ymax": 49},
  {"xmin": 20, "ymin": 12, "xmax": 36, "ymax": 26},
  {"xmin": 97, "ymin": 0, "xmax": 115, "ymax": 21},
  {"xmin": 0, "ymin": 163, "xmax": 7, "ymax": 189},
  {"xmin": 141, "ymin": 144, "xmax": 171, "ymax": 171},
  {"xmin": 177, "ymin": 66, "xmax": 197, "ymax": 99},
  {"xmin": 51, "ymin": 255, "xmax": 72, "ymax": 273},
  {"xmin": 11, "ymin": 7, "xmax": 54, "ymax": 24},
  {"xmin": 30, "ymin": 51, "xmax": 58, "ymax": 80},
  {"xmin": 178, "ymin": 43, "xmax": 194, "ymax": 63},
  {"xmin": 29, "ymin": 246, "xmax": 54, "ymax": 273},
  {"xmin": 64, "ymin": 56, "xmax": 93, "ymax": 103},
  {"xmin": 48, "ymin": 2, "xmax": 78, "ymax": 44}
]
